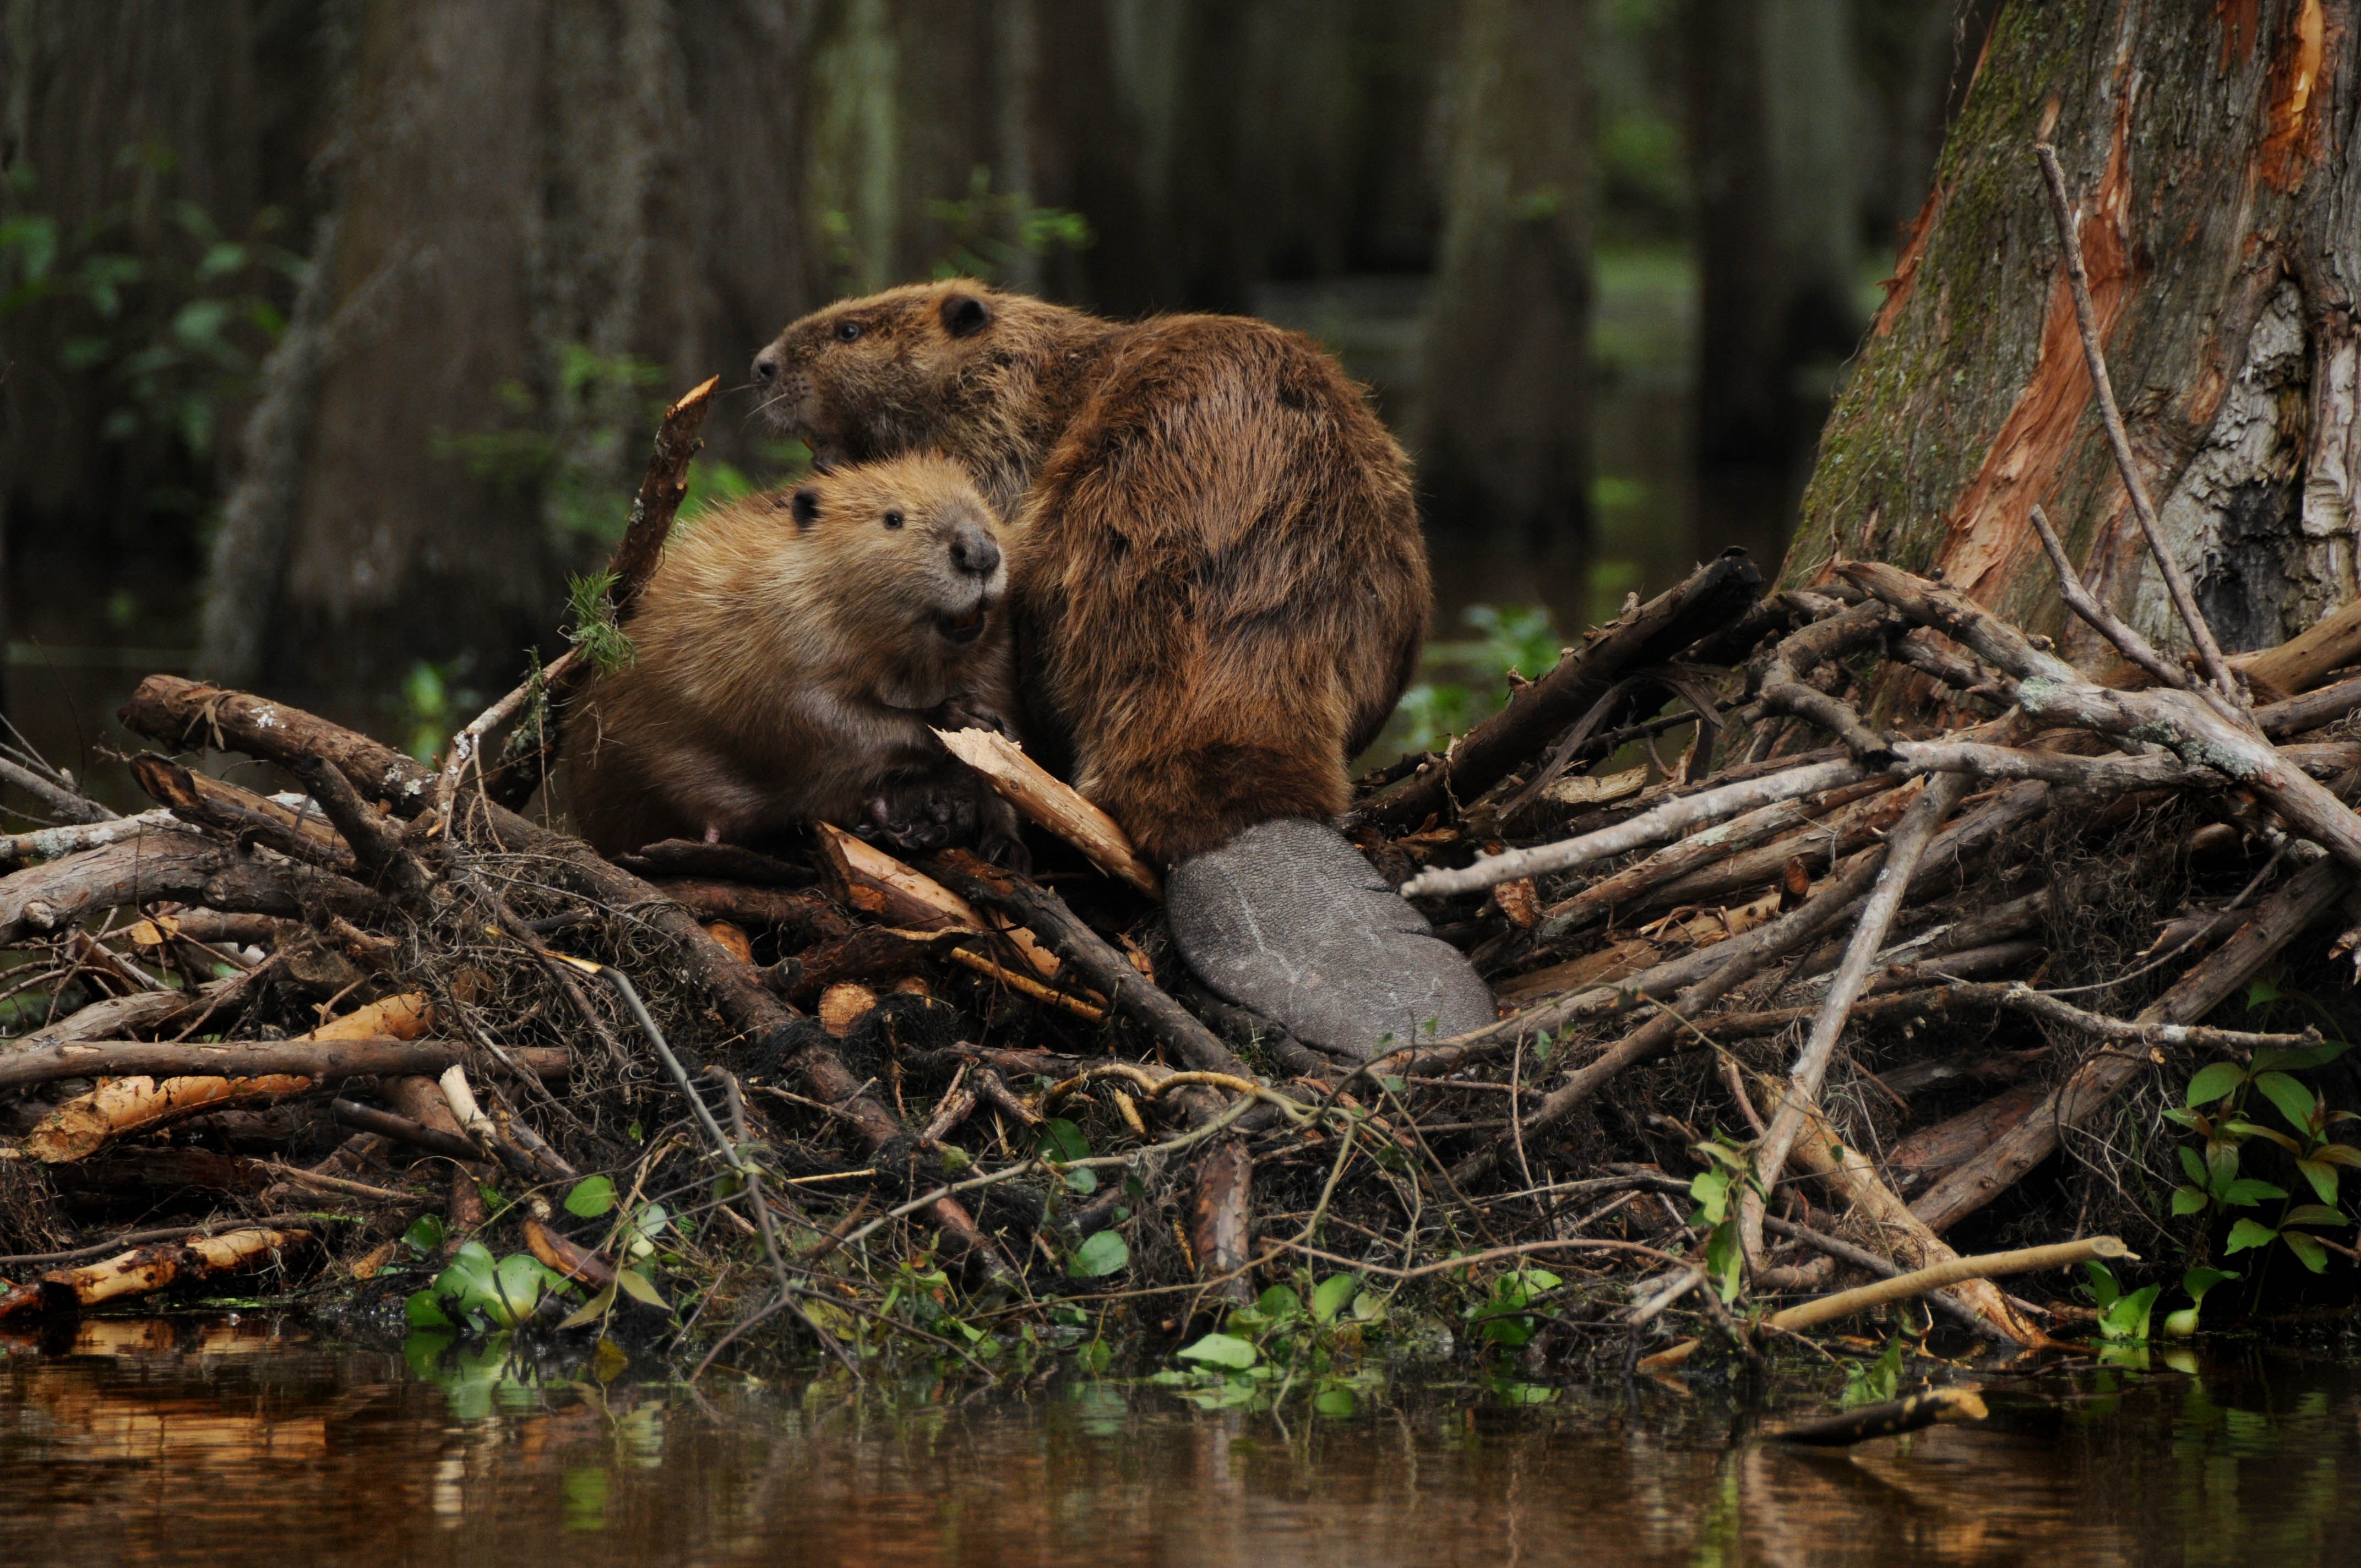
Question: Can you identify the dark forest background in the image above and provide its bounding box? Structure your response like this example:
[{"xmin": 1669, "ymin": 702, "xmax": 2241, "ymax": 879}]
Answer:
[{"xmin": 0, "ymin": 0, "xmax": 1998, "ymax": 785}]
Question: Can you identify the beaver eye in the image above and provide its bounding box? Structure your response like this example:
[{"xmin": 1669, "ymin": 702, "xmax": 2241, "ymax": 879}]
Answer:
[
  {"xmin": 883, "ymin": 509, "xmax": 904, "ymax": 530},
  {"xmin": 834, "ymin": 319, "xmax": 863, "ymax": 343}
]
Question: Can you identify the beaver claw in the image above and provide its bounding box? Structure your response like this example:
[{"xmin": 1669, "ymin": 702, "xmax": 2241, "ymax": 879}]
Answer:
[{"xmin": 1166, "ymin": 819, "xmax": 1496, "ymax": 1060}]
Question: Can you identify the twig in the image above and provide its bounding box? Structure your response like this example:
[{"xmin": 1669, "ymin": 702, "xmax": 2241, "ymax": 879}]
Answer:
[
  {"xmin": 2033, "ymin": 141, "xmax": 2243, "ymax": 708},
  {"xmin": 1741, "ymin": 771, "xmax": 1972, "ymax": 1268},
  {"xmin": 1760, "ymin": 1216, "xmax": 1996, "ymax": 1338},
  {"xmin": 1764, "ymin": 1235, "xmax": 2127, "ymax": 1332},
  {"xmin": 2028, "ymin": 503, "xmax": 2189, "ymax": 692}
]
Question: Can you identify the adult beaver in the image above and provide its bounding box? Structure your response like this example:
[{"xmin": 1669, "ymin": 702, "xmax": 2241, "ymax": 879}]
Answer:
[
  {"xmin": 561, "ymin": 453, "xmax": 1021, "ymax": 861},
  {"xmin": 754, "ymin": 283, "xmax": 1493, "ymax": 1055}
]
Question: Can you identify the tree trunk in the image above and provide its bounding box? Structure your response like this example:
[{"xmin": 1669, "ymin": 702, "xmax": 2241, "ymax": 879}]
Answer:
[
  {"xmin": 1783, "ymin": 0, "xmax": 2361, "ymax": 674},
  {"xmin": 1418, "ymin": 0, "xmax": 1591, "ymax": 543},
  {"xmin": 1688, "ymin": 0, "xmax": 1865, "ymax": 472},
  {"xmin": 200, "ymin": 0, "xmax": 825, "ymax": 733}
]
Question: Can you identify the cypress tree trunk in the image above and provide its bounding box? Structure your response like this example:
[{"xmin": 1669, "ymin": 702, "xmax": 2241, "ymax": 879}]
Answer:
[
  {"xmin": 1418, "ymin": 0, "xmax": 1591, "ymax": 543},
  {"xmin": 1784, "ymin": 0, "xmax": 2361, "ymax": 677}
]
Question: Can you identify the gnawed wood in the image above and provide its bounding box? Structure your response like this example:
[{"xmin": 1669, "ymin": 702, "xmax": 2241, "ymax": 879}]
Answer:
[{"xmin": 934, "ymin": 726, "xmax": 1162, "ymax": 897}]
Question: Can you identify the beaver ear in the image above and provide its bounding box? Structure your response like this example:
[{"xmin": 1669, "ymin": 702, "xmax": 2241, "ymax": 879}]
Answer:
[
  {"xmin": 790, "ymin": 487, "xmax": 822, "ymax": 528},
  {"xmin": 941, "ymin": 292, "xmax": 992, "ymax": 339}
]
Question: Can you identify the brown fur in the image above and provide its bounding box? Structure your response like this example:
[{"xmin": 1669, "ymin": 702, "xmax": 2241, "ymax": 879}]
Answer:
[
  {"xmin": 561, "ymin": 454, "xmax": 1019, "ymax": 856},
  {"xmin": 755, "ymin": 281, "xmax": 1430, "ymax": 864}
]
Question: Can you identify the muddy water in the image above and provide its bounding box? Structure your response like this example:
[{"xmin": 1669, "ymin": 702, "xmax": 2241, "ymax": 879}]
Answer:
[{"xmin": 1, "ymin": 1318, "xmax": 2358, "ymax": 1566}]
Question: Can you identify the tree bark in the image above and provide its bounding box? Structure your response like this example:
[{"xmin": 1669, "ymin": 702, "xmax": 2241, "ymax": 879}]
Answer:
[
  {"xmin": 1418, "ymin": 0, "xmax": 1591, "ymax": 541},
  {"xmin": 1688, "ymin": 0, "xmax": 1866, "ymax": 470},
  {"xmin": 1786, "ymin": 0, "xmax": 2361, "ymax": 670}
]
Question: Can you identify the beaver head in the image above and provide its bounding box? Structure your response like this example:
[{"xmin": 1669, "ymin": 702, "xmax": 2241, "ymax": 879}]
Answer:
[
  {"xmin": 776, "ymin": 453, "xmax": 1006, "ymax": 659},
  {"xmin": 752, "ymin": 280, "xmax": 1105, "ymax": 513}
]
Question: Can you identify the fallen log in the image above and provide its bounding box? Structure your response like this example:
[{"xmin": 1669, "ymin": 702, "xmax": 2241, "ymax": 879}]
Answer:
[
  {"xmin": 1353, "ymin": 549, "xmax": 1764, "ymax": 832},
  {"xmin": 0, "ymin": 1227, "xmax": 314, "ymax": 1317}
]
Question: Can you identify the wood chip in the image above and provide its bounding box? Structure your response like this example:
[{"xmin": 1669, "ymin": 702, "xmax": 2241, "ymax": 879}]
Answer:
[{"xmin": 820, "ymin": 983, "xmax": 878, "ymax": 1036}]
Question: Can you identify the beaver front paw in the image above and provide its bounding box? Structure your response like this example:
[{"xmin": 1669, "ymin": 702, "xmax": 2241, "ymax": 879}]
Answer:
[
  {"xmin": 857, "ymin": 792, "xmax": 959, "ymax": 852},
  {"xmin": 975, "ymin": 794, "xmax": 1031, "ymax": 873}
]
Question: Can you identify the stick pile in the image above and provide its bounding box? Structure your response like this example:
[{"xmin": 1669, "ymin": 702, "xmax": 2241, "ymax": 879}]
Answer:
[{"xmin": 1, "ymin": 148, "xmax": 2355, "ymax": 1370}]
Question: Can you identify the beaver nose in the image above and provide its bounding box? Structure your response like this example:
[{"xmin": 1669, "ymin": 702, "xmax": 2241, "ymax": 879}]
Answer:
[
  {"xmin": 949, "ymin": 520, "xmax": 1001, "ymax": 579},
  {"xmin": 752, "ymin": 347, "xmax": 781, "ymax": 384}
]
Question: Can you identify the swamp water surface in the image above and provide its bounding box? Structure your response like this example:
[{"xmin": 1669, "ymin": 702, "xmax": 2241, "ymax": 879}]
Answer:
[{"xmin": 1, "ymin": 1316, "xmax": 2359, "ymax": 1565}]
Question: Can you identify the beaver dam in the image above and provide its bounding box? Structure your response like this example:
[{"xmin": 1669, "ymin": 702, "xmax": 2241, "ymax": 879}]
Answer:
[{"xmin": 7, "ymin": 232, "xmax": 2361, "ymax": 1419}]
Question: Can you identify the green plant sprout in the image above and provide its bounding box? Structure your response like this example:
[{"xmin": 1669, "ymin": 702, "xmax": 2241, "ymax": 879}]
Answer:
[
  {"xmin": 2166, "ymin": 1030, "xmax": 2356, "ymax": 1275},
  {"xmin": 1688, "ymin": 1136, "xmax": 1756, "ymax": 1306},
  {"xmin": 2162, "ymin": 1266, "xmax": 2239, "ymax": 1338},
  {"xmin": 1160, "ymin": 1271, "xmax": 1385, "ymax": 1415}
]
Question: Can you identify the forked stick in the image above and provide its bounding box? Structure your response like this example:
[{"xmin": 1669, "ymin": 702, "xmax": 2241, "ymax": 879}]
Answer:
[
  {"xmin": 2028, "ymin": 503, "xmax": 2193, "ymax": 694},
  {"xmin": 2033, "ymin": 142, "xmax": 2244, "ymax": 710},
  {"xmin": 1737, "ymin": 770, "xmax": 1971, "ymax": 1270}
]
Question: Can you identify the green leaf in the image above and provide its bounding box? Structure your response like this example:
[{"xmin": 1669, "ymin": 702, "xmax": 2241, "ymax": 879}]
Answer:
[
  {"xmin": 492, "ymin": 1253, "xmax": 552, "ymax": 1326},
  {"xmin": 1063, "ymin": 1164, "xmax": 1099, "ymax": 1194},
  {"xmin": 2099, "ymin": 1285, "xmax": 2161, "ymax": 1343},
  {"xmin": 2315, "ymin": 1142, "xmax": 2361, "ymax": 1168},
  {"xmin": 2280, "ymin": 1204, "xmax": 2346, "ymax": 1229},
  {"xmin": 2245, "ymin": 976, "xmax": 2282, "ymax": 1012},
  {"xmin": 1313, "ymin": 1387, "xmax": 1357, "ymax": 1419},
  {"xmin": 1038, "ymin": 1117, "xmax": 1090, "ymax": 1164},
  {"xmin": 2178, "ymin": 1145, "xmax": 2208, "ymax": 1187},
  {"xmin": 2253, "ymin": 1071, "xmax": 2320, "ymax": 1135},
  {"xmin": 1252, "ymin": 1285, "xmax": 1303, "ymax": 1322},
  {"xmin": 2206, "ymin": 1140, "xmax": 2243, "ymax": 1197},
  {"xmin": 1689, "ymin": 1166, "xmax": 1732, "ymax": 1224},
  {"xmin": 2283, "ymin": 1231, "xmax": 2330, "ymax": 1273},
  {"xmin": 1310, "ymin": 1272, "xmax": 1360, "ymax": 1324},
  {"xmin": 1176, "ymin": 1332, "xmax": 1259, "ymax": 1370},
  {"xmin": 2162, "ymin": 1308, "xmax": 2200, "ymax": 1339},
  {"xmin": 2170, "ymin": 1185, "xmax": 2210, "ymax": 1217},
  {"xmin": 1704, "ymin": 1219, "xmax": 1743, "ymax": 1305},
  {"xmin": 2224, "ymin": 1121, "xmax": 2303, "ymax": 1155},
  {"xmin": 2182, "ymin": 1266, "xmax": 2238, "ymax": 1305},
  {"xmin": 2187, "ymin": 1061, "xmax": 2246, "ymax": 1107},
  {"xmin": 2083, "ymin": 1260, "xmax": 2119, "ymax": 1309},
  {"xmin": 2224, "ymin": 1178, "xmax": 2289, "ymax": 1208},
  {"xmin": 401, "ymin": 1214, "xmax": 447, "ymax": 1255},
  {"xmin": 2224, "ymin": 1218, "xmax": 2280, "ymax": 1255},
  {"xmin": 2296, "ymin": 1159, "xmax": 2340, "ymax": 1205},
  {"xmin": 404, "ymin": 1290, "xmax": 453, "ymax": 1329},
  {"xmin": 433, "ymin": 1241, "xmax": 503, "ymax": 1322},
  {"xmin": 556, "ymin": 1281, "xmax": 618, "ymax": 1331},
  {"xmin": 1067, "ymin": 1230, "xmax": 1130, "ymax": 1279},
  {"xmin": 614, "ymin": 1267, "xmax": 667, "ymax": 1308},
  {"xmin": 564, "ymin": 1175, "xmax": 617, "ymax": 1218}
]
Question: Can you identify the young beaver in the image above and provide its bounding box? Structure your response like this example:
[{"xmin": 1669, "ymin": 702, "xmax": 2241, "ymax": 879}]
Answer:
[
  {"xmin": 753, "ymin": 284, "xmax": 1494, "ymax": 1058},
  {"xmin": 561, "ymin": 453, "xmax": 1021, "ymax": 859}
]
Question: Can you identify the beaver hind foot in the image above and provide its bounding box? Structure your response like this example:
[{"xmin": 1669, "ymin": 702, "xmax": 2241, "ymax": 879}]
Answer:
[{"xmin": 1166, "ymin": 819, "xmax": 1495, "ymax": 1059}]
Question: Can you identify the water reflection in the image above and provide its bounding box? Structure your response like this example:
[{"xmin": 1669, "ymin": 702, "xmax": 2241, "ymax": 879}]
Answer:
[{"xmin": 1, "ymin": 1316, "xmax": 2358, "ymax": 1566}]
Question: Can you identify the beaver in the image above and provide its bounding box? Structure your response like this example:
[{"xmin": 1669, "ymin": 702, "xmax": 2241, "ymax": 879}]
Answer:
[
  {"xmin": 560, "ymin": 453, "xmax": 1022, "ymax": 861},
  {"xmin": 753, "ymin": 284, "xmax": 1494, "ymax": 1057}
]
